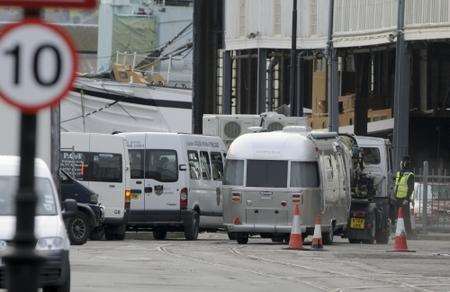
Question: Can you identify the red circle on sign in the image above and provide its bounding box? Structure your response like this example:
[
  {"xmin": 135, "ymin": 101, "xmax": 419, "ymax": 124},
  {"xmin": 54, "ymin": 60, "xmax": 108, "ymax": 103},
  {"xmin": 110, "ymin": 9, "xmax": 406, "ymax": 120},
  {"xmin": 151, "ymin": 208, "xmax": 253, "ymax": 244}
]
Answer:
[{"xmin": 0, "ymin": 18, "xmax": 78, "ymax": 114}]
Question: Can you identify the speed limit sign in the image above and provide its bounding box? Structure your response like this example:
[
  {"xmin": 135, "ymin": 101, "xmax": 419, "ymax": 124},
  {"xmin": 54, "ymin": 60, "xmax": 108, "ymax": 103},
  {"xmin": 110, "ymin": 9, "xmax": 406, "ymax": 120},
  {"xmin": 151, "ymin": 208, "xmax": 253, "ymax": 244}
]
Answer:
[{"xmin": 0, "ymin": 19, "xmax": 77, "ymax": 113}]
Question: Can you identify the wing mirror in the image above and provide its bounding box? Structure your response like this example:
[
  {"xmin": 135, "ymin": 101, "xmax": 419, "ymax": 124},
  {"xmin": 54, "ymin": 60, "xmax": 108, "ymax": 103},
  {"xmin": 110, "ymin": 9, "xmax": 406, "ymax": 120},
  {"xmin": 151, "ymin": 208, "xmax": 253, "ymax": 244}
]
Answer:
[{"xmin": 179, "ymin": 164, "xmax": 187, "ymax": 171}]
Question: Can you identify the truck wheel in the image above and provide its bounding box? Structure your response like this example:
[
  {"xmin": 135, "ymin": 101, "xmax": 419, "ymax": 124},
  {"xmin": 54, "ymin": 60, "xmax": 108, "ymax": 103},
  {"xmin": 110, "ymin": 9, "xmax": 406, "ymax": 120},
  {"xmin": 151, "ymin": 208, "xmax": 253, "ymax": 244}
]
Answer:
[
  {"xmin": 322, "ymin": 226, "xmax": 334, "ymax": 245},
  {"xmin": 67, "ymin": 211, "xmax": 89, "ymax": 245},
  {"xmin": 236, "ymin": 233, "xmax": 249, "ymax": 244},
  {"xmin": 227, "ymin": 232, "xmax": 237, "ymax": 240},
  {"xmin": 184, "ymin": 211, "xmax": 199, "ymax": 240},
  {"xmin": 375, "ymin": 228, "xmax": 390, "ymax": 244},
  {"xmin": 90, "ymin": 226, "xmax": 105, "ymax": 241},
  {"xmin": 153, "ymin": 229, "xmax": 168, "ymax": 240}
]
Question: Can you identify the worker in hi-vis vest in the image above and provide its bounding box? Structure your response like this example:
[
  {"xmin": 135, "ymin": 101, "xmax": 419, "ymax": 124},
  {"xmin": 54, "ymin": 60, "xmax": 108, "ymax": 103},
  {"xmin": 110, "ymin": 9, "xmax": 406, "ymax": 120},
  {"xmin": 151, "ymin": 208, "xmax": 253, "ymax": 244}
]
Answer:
[{"xmin": 394, "ymin": 156, "xmax": 415, "ymax": 234}]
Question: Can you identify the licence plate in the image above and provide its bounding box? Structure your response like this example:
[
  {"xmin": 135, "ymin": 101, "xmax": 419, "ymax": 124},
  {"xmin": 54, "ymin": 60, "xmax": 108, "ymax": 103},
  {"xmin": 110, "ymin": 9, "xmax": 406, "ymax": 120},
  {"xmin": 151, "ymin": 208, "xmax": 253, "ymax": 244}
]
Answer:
[
  {"xmin": 350, "ymin": 218, "xmax": 365, "ymax": 229},
  {"xmin": 260, "ymin": 191, "xmax": 273, "ymax": 200}
]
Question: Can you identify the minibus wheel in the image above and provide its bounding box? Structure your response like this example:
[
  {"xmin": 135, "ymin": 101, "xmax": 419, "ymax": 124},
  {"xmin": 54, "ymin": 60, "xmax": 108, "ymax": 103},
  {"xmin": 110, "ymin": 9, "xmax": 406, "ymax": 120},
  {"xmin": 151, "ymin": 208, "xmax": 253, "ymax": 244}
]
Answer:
[
  {"xmin": 236, "ymin": 233, "xmax": 249, "ymax": 244},
  {"xmin": 153, "ymin": 229, "xmax": 167, "ymax": 240},
  {"xmin": 184, "ymin": 211, "xmax": 199, "ymax": 240}
]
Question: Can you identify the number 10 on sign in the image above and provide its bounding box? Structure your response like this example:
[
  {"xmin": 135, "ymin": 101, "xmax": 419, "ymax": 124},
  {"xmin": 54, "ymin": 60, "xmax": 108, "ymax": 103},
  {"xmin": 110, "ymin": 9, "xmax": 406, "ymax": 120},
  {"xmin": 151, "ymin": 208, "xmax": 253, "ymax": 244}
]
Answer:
[{"xmin": 0, "ymin": 19, "xmax": 77, "ymax": 113}]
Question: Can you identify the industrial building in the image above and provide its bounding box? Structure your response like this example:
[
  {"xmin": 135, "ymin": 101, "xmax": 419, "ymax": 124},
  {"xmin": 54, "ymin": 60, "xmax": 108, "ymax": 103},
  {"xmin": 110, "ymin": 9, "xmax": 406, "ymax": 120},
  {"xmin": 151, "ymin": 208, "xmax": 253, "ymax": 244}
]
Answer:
[{"xmin": 217, "ymin": 0, "xmax": 450, "ymax": 170}]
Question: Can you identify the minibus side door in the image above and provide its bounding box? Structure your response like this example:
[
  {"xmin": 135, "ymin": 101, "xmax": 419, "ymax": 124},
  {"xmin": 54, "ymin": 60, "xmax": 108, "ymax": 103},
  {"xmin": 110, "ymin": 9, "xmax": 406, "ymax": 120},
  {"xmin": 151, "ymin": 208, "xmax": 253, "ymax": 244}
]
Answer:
[{"xmin": 127, "ymin": 136, "xmax": 146, "ymax": 221}]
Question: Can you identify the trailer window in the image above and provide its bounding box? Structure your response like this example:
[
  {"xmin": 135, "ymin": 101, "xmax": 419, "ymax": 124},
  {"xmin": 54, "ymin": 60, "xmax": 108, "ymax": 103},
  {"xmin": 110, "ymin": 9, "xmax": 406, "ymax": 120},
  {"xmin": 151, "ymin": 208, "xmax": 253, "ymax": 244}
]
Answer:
[
  {"xmin": 290, "ymin": 162, "xmax": 320, "ymax": 188},
  {"xmin": 145, "ymin": 150, "xmax": 178, "ymax": 182},
  {"xmin": 247, "ymin": 160, "xmax": 288, "ymax": 188},
  {"xmin": 60, "ymin": 151, "xmax": 90, "ymax": 181},
  {"xmin": 188, "ymin": 151, "xmax": 201, "ymax": 180},
  {"xmin": 224, "ymin": 160, "xmax": 244, "ymax": 186},
  {"xmin": 91, "ymin": 153, "xmax": 123, "ymax": 183},
  {"xmin": 200, "ymin": 151, "xmax": 212, "ymax": 180},
  {"xmin": 362, "ymin": 147, "xmax": 381, "ymax": 165},
  {"xmin": 211, "ymin": 152, "xmax": 224, "ymax": 181},
  {"xmin": 129, "ymin": 149, "xmax": 144, "ymax": 179}
]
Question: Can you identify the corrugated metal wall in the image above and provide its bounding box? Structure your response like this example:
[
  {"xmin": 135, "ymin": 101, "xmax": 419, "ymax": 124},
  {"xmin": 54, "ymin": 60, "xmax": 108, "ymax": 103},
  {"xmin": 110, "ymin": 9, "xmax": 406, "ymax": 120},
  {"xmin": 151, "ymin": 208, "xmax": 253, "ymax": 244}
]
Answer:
[
  {"xmin": 224, "ymin": 0, "xmax": 329, "ymax": 50},
  {"xmin": 225, "ymin": 0, "xmax": 450, "ymax": 51}
]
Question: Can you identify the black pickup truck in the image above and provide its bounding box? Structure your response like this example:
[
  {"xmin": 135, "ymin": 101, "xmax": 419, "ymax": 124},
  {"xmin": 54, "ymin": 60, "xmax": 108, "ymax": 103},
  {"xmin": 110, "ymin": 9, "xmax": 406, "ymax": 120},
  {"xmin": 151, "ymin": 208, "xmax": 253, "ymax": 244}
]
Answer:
[{"xmin": 60, "ymin": 170, "xmax": 105, "ymax": 245}]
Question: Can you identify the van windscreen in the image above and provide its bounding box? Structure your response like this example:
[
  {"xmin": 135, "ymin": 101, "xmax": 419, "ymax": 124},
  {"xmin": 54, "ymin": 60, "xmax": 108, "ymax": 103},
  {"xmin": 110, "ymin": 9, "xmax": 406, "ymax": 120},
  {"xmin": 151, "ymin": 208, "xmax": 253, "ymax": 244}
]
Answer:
[
  {"xmin": 0, "ymin": 176, "xmax": 57, "ymax": 216},
  {"xmin": 247, "ymin": 160, "xmax": 288, "ymax": 188},
  {"xmin": 290, "ymin": 162, "xmax": 320, "ymax": 188},
  {"xmin": 362, "ymin": 147, "xmax": 381, "ymax": 165},
  {"xmin": 145, "ymin": 150, "xmax": 178, "ymax": 182},
  {"xmin": 224, "ymin": 160, "xmax": 244, "ymax": 186}
]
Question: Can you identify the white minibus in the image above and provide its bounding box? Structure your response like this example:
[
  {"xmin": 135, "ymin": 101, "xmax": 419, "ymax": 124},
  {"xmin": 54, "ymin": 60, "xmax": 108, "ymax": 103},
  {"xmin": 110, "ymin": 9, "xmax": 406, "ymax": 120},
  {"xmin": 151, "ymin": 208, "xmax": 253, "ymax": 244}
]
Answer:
[
  {"xmin": 120, "ymin": 132, "xmax": 227, "ymax": 240},
  {"xmin": 60, "ymin": 132, "xmax": 131, "ymax": 240}
]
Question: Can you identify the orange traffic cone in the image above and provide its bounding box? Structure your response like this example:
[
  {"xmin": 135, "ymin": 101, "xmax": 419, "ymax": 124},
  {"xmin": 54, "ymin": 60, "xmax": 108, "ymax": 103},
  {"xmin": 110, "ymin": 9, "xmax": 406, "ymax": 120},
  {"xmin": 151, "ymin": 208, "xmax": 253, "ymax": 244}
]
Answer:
[
  {"xmin": 391, "ymin": 207, "xmax": 414, "ymax": 252},
  {"xmin": 311, "ymin": 215, "xmax": 324, "ymax": 250},
  {"xmin": 287, "ymin": 203, "xmax": 306, "ymax": 250}
]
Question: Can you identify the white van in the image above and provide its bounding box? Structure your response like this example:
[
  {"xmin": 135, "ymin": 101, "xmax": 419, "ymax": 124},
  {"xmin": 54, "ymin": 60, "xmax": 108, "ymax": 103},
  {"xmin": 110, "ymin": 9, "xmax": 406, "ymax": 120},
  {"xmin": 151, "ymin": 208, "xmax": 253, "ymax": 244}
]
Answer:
[
  {"xmin": 0, "ymin": 156, "xmax": 71, "ymax": 291},
  {"xmin": 120, "ymin": 132, "xmax": 227, "ymax": 240},
  {"xmin": 60, "ymin": 132, "xmax": 131, "ymax": 240}
]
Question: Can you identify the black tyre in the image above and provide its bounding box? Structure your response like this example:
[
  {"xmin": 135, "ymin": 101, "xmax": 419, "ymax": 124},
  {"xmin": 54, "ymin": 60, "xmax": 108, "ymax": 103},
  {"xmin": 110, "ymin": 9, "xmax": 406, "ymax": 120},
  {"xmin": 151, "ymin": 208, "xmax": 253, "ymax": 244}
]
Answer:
[
  {"xmin": 67, "ymin": 212, "xmax": 89, "ymax": 245},
  {"xmin": 43, "ymin": 264, "xmax": 70, "ymax": 292},
  {"xmin": 184, "ymin": 212, "xmax": 199, "ymax": 240},
  {"xmin": 227, "ymin": 232, "xmax": 237, "ymax": 240},
  {"xmin": 322, "ymin": 226, "xmax": 334, "ymax": 245},
  {"xmin": 375, "ymin": 228, "xmax": 390, "ymax": 244},
  {"xmin": 153, "ymin": 229, "xmax": 168, "ymax": 240},
  {"xmin": 236, "ymin": 233, "xmax": 249, "ymax": 244},
  {"xmin": 114, "ymin": 224, "xmax": 126, "ymax": 240},
  {"xmin": 89, "ymin": 226, "xmax": 104, "ymax": 241},
  {"xmin": 105, "ymin": 224, "xmax": 126, "ymax": 241}
]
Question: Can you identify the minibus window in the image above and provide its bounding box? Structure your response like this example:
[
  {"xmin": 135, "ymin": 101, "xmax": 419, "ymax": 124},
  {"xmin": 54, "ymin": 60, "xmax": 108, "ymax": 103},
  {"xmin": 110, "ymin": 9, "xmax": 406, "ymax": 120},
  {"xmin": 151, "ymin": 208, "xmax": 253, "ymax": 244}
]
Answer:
[
  {"xmin": 200, "ymin": 151, "xmax": 212, "ymax": 180},
  {"xmin": 145, "ymin": 150, "xmax": 178, "ymax": 182},
  {"xmin": 224, "ymin": 160, "xmax": 244, "ymax": 186},
  {"xmin": 91, "ymin": 153, "xmax": 123, "ymax": 183},
  {"xmin": 362, "ymin": 147, "xmax": 381, "ymax": 165},
  {"xmin": 290, "ymin": 162, "xmax": 320, "ymax": 188},
  {"xmin": 247, "ymin": 160, "xmax": 288, "ymax": 188},
  {"xmin": 60, "ymin": 151, "xmax": 90, "ymax": 181},
  {"xmin": 129, "ymin": 149, "xmax": 145, "ymax": 179},
  {"xmin": 188, "ymin": 151, "xmax": 201, "ymax": 180},
  {"xmin": 210, "ymin": 152, "xmax": 224, "ymax": 181}
]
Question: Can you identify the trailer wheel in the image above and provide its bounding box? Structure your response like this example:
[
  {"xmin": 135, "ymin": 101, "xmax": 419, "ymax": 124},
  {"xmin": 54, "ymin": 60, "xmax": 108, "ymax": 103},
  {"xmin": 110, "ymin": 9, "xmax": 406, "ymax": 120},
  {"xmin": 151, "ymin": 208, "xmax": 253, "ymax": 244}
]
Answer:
[
  {"xmin": 227, "ymin": 232, "xmax": 237, "ymax": 240},
  {"xmin": 236, "ymin": 233, "xmax": 249, "ymax": 244}
]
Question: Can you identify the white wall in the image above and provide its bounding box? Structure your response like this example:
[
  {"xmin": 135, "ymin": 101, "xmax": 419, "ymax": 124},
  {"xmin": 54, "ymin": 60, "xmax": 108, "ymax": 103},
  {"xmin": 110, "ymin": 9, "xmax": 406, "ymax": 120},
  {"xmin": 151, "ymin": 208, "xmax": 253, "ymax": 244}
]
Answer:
[{"xmin": 0, "ymin": 101, "xmax": 52, "ymax": 167}]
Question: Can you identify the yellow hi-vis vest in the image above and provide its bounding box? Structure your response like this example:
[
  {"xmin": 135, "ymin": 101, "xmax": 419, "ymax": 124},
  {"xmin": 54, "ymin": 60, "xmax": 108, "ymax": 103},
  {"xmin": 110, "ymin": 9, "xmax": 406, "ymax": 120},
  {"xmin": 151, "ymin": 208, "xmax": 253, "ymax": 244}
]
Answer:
[{"xmin": 395, "ymin": 172, "xmax": 413, "ymax": 199}]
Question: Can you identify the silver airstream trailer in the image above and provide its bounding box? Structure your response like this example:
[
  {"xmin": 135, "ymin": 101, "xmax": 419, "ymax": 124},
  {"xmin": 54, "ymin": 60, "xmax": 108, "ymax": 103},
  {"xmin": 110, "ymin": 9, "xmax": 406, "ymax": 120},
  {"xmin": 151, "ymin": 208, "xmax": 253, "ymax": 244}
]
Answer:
[{"xmin": 222, "ymin": 127, "xmax": 352, "ymax": 244}]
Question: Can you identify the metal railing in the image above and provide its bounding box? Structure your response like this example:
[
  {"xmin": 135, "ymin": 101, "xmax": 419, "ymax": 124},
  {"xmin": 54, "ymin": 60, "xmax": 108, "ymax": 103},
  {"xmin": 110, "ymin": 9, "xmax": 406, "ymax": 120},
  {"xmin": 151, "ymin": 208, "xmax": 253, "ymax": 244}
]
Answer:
[{"xmin": 414, "ymin": 161, "xmax": 450, "ymax": 233}]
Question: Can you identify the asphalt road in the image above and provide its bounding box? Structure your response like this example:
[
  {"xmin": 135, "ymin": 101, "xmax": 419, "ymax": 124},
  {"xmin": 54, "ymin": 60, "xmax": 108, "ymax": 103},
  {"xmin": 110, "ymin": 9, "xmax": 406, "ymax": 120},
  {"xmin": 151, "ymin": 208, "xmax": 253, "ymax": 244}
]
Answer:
[{"xmin": 71, "ymin": 233, "xmax": 450, "ymax": 292}]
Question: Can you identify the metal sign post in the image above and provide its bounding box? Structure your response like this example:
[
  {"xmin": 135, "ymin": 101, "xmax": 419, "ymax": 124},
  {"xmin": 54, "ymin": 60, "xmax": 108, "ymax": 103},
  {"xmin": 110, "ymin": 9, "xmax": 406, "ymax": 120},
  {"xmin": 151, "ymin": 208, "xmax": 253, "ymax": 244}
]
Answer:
[{"xmin": 0, "ymin": 7, "xmax": 78, "ymax": 291}]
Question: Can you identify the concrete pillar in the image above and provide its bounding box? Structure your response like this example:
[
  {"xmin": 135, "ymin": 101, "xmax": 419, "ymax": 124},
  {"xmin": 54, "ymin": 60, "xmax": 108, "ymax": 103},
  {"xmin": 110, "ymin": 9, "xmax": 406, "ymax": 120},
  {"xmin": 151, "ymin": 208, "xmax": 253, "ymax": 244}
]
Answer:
[
  {"xmin": 257, "ymin": 49, "xmax": 267, "ymax": 114},
  {"xmin": 222, "ymin": 51, "xmax": 232, "ymax": 114},
  {"xmin": 420, "ymin": 49, "xmax": 428, "ymax": 112}
]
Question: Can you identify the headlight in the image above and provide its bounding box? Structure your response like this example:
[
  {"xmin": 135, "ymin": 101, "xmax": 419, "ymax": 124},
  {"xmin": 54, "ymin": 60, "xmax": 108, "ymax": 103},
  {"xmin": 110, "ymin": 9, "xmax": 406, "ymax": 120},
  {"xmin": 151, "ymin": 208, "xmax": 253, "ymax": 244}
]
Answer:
[
  {"xmin": 90, "ymin": 193, "xmax": 99, "ymax": 204},
  {"xmin": 36, "ymin": 237, "xmax": 66, "ymax": 251}
]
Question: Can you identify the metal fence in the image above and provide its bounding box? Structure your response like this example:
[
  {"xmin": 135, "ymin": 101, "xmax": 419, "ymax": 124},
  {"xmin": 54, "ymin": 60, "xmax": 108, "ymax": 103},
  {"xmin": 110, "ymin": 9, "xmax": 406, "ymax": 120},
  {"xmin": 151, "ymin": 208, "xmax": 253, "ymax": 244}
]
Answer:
[{"xmin": 414, "ymin": 161, "xmax": 450, "ymax": 233}]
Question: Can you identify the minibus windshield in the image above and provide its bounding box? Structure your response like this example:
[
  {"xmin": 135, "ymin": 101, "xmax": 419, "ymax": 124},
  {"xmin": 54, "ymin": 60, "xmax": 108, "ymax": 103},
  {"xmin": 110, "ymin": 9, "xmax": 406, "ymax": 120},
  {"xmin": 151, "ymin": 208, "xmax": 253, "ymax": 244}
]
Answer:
[
  {"xmin": 224, "ymin": 160, "xmax": 244, "ymax": 186},
  {"xmin": 0, "ymin": 176, "xmax": 57, "ymax": 216},
  {"xmin": 247, "ymin": 160, "xmax": 288, "ymax": 188}
]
